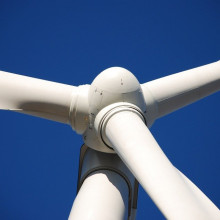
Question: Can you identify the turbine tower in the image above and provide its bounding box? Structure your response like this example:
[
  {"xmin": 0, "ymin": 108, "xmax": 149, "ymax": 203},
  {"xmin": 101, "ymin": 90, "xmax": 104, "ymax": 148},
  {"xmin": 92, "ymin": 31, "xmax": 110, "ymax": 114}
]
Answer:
[{"xmin": 1, "ymin": 61, "xmax": 220, "ymax": 219}]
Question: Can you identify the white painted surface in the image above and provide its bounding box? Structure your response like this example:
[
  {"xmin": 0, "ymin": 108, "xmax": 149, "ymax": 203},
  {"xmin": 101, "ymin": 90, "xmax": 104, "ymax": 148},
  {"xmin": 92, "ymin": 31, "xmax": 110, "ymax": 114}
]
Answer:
[
  {"xmin": 69, "ymin": 170, "xmax": 128, "ymax": 220},
  {"xmin": 84, "ymin": 67, "xmax": 147, "ymax": 152},
  {"xmin": 0, "ymin": 70, "xmax": 76, "ymax": 123},
  {"xmin": 0, "ymin": 70, "xmax": 90, "ymax": 133},
  {"xmin": 104, "ymin": 110, "xmax": 220, "ymax": 220},
  {"xmin": 1, "ymin": 62, "xmax": 220, "ymax": 219},
  {"xmin": 177, "ymin": 169, "xmax": 220, "ymax": 217},
  {"xmin": 142, "ymin": 60, "xmax": 220, "ymax": 120}
]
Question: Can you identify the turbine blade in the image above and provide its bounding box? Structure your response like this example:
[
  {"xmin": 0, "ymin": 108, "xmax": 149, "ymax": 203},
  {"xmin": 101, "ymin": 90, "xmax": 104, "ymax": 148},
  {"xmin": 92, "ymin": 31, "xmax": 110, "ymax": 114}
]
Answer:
[
  {"xmin": 176, "ymin": 168, "xmax": 220, "ymax": 217},
  {"xmin": 104, "ymin": 110, "xmax": 220, "ymax": 219},
  {"xmin": 0, "ymin": 70, "xmax": 88, "ymax": 132},
  {"xmin": 141, "ymin": 61, "xmax": 220, "ymax": 120}
]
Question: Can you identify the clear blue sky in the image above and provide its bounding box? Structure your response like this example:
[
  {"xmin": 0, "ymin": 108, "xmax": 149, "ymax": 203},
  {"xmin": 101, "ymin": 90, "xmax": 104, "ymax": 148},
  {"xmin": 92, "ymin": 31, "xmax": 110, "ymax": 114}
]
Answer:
[{"xmin": 0, "ymin": 1, "xmax": 220, "ymax": 219}]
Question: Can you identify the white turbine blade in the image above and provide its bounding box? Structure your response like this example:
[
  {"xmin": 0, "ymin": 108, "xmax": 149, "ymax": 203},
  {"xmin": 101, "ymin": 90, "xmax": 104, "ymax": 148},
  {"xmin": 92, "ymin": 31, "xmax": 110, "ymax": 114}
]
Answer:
[
  {"xmin": 104, "ymin": 111, "xmax": 220, "ymax": 220},
  {"xmin": 0, "ymin": 70, "xmax": 78, "ymax": 125},
  {"xmin": 141, "ymin": 61, "xmax": 220, "ymax": 119},
  {"xmin": 176, "ymin": 168, "xmax": 220, "ymax": 217}
]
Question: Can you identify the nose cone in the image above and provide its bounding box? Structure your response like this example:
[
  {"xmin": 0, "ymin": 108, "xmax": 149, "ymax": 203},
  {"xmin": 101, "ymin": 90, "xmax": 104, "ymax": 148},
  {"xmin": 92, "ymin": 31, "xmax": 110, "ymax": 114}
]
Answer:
[
  {"xmin": 88, "ymin": 67, "xmax": 146, "ymax": 117},
  {"xmin": 85, "ymin": 67, "xmax": 147, "ymax": 153},
  {"xmin": 91, "ymin": 67, "xmax": 140, "ymax": 93}
]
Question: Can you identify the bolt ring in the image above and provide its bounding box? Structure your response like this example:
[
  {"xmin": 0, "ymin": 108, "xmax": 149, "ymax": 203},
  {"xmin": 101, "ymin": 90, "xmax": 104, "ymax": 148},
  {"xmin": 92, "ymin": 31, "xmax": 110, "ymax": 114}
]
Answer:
[{"xmin": 98, "ymin": 104, "xmax": 147, "ymax": 150}]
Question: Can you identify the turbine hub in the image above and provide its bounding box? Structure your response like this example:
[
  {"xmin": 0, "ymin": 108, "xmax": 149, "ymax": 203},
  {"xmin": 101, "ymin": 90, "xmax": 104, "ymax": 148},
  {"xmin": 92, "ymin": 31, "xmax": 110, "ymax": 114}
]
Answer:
[
  {"xmin": 88, "ymin": 67, "xmax": 146, "ymax": 116},
  {"xmin": 83, "ymin": 67, "xmax": 147, "ymax": 153}
]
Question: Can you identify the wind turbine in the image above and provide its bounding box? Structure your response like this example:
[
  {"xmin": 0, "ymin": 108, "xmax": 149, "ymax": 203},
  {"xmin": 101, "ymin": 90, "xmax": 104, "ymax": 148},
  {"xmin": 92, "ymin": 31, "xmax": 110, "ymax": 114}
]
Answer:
[{"xmin": 0, "ymin": 60, "xmax": 220, "ymax": 219}]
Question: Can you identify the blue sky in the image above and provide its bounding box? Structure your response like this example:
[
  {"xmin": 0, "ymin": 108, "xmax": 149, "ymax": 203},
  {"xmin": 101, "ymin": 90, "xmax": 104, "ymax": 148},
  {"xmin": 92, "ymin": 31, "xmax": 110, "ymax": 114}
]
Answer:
[{"xmin": 0, "ymin": 1, "xmax": 220, "ymax": 219}]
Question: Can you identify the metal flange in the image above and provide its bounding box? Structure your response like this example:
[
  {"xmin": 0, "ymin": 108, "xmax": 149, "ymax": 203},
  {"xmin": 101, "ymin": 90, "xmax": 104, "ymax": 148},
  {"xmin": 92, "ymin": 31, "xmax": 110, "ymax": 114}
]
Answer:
[{"xmin": 94, "ymin": 103, "xmax": 146, "ymax": 150}]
